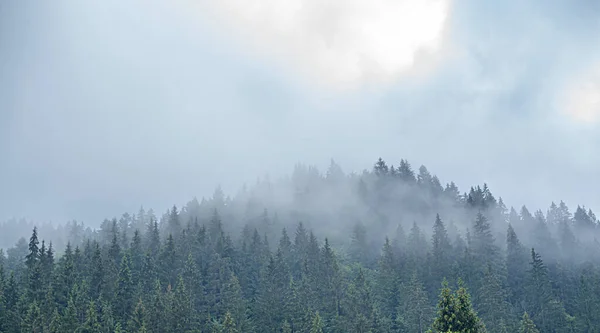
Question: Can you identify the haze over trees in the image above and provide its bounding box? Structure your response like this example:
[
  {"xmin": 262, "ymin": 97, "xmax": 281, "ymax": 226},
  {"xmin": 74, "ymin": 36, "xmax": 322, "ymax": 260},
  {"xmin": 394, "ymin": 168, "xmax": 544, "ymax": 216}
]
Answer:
[{"xmin": 1, "ymin": 157, "xmax": 599, "ymax": 332}]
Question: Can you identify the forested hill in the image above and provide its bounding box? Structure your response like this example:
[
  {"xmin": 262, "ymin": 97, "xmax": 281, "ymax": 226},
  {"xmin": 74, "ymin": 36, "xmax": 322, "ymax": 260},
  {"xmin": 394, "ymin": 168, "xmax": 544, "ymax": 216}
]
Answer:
[{"xmin": 1, "ymin": 157, "xmax": 599, "ymax": 332}]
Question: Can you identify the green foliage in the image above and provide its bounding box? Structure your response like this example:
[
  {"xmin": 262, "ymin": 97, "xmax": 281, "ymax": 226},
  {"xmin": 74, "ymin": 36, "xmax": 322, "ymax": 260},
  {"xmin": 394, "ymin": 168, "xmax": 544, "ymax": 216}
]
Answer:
[
  {"xmin": 310, "ymin": 311, "xmax": 324, "ymax": 333},
  {"xmin": 519, "ymin": 312, "xmax": 540, "ymax": 333},
  {"xmin": 430, "ymin": 279, "xmax": 486, "ymax": 333},
  {"xmin": 3, "ymin": 159, "xmax": 600, "ymax": 332}
]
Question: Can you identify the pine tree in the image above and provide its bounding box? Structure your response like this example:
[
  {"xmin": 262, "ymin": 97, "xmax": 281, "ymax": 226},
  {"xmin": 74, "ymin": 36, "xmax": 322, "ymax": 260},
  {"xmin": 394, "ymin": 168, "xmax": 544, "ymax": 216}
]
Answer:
[
  {"xmin": 575, "ymin": 274, "xmax": 600, "ymax": 331},
  {"xmin": 159, "ymin": 234, "xmax": 178, "ymax": 287},
  {"xmin": 221, "ymin": 274, "xmax": 250, "ymax": 332},
  {"xmin": 206, "ymin": 252, "xmax": 232, "ymax": 318},
  {"xmin": 170, "ymin": 275, "xmax": 193, "ymax": 332},
  {"xmin": 222, "ymin": 311, "xmax": 239, "ymax": 333},
  {"xmin": 90, "ymin": 242, "xmax": 105, "ymax": 300},
  {"xmin": 129, "ymin": 229, "xmax": 144, "ymax": 285},
  {"xmin": 526, "ymin": 248, "xmax": 569, "ymax": 332},
  {"xmin": 140, "ymin": 252, "xmax": 157, "ymax": 295},
  {"xmin": 114, "ymin": 253, "xmax": 135, "ymax": 322},
  {"xmin": 79, "ymin": 301, "xmax": 102, "ymax": 333},
  {"xmin": 40, "ymin": 241, "xmax": 55, "ymax": 287},
  {"xmin": 62, "ymin": 296, "xmax": 80, "ymax": 332},
  {"xmin": 55, "ymin": 242, "xmax": 76, "ymax": 307},
  {"xmin": 147, "ymin": 280, "xmax": 167, "ymax": 333},
  {"xmin": 431, "ymin": 214, "xmax": 452, "ymax": 287},
  {"xmin": 407, "ymin": 222, "xmax": 428, "ymax": 274},
  {"xmin": 349, "ymin": 222, "xmax": 370, "ymax": 266},
  {"xmin": 506, "ymin": 224, "xmax": 527, "ymax": 306},
  {"xmin": 310, "ymin": 311, "xmax": 324, "ymax": 333},
  {"xmin": 100, "ymin": 299, "xmax": 116, "ymax": 332},
  {"xmin": 476, "ymin": 264, "xmax": 511, "ymax": 332},
  {"xmin": 430, "ymin": 279, "xmax": 486, "ymax": 333},
  {"xmin": 22, "ymin": 301, "xmax": 44, "ymax": 333},
  {"xmin": 344, "ymin": 268, "xmax": 375, "ymax": 332},
  {"xmin": 49, "ymin": 308, "xmax": 63, "ymax": 333},
  {"xmin": 319, "ymin": 238, "xmax": 342, "ymax": 326},
  {"xmin": 145, "ymin": 218, "xmax": 161, "ymax": 256},
  {"xmin": 26, "ymin": 227, "xmax": 43, "ymax": 302},
  {"xmin": 127, "ymin": 298, "xmax": 147, "ymax": 333},
  {"xmin": 279, "ymin": 227, "xmax": 293, "ymax": 269},
  {"xmin": 168, "ymin": 205, "xmax": 181, "ymax": 238},
  {"xmin": 377, "ymin": 237, "xmax": 398, "ymax": 318},
  {"xmin": 281, "ymin": 319, "xmax": 292, "ymax": 333},
  {"xmin": 183, "ymin": 252, "xmax": 205, "ymax": 314},
  {"xmin": 403, "ymin": 272, "xmax": 433, "ymax": 333},
  {"xmin": 254, "ymin": 251, "xmax": 291, "ymax": 331},
  {"xmin": 209, "ymin": 209, "xmax": 224, "ymax": 243},
  {"xmin": 519, "ymin": 312, "xmax": 539, "ymax": 333},
  {"xmin": 472, "ymin": 212, "xmax": 498, "ymax": 267},
  {"xmin": 25, "ymin": 227, "xmax": 40, "ymax": 270}
]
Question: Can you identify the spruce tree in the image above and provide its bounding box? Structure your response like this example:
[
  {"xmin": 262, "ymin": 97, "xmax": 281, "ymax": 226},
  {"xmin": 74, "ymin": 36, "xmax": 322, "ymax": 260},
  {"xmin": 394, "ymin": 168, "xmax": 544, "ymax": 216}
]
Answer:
[
  {"xmin": 310, "ymin": 311, "xmax": 324, "ymax": 333},
  {"xmin": 222, "ymin": 311, "xmax": 239, "ymax": 333},
  {"xmin": 431, "ymin": 214, "xmax": 452, "ymax": 287},
  {"xmin": 79, "ymin": 301, "xmax": 102, "ymax": 333},
  {"xmin": 127, "ymin": 299, "xmax": 147, "ymax": 333},
  {"xmin": 476, "ymin": 264, "xmax": 511, "ymax": 332},
  {"xmin": 221, "ymin": 274, "xmax": 250, "ymax": 332},
  {"xmin": 430, "ymin": 279, "xmax": 486, "ymax": 333},
  {"xmin": 506, "ymin": 224, "xmax": 527, "ymax": 306},
  {"xmin": 22, "ymin": 301, "xmax": 44, "ymax": 333},
  {"xmin": 403, "ymin": 272, "xmax": 433, "ymax": 333},
  {"xmin": 344, "ymin": 268, "xmax": 375, "ymax": 332},
  {"xmin": 377, "ymin": 237, "xmax": 398, "ymax": 318},
  {"xmin": 114, "ymin": 253, "xmax": 134, "ymax": 323},
  {"xmin": 519, "ymin": 312, "xmax": 539, "ymax": 333},
  {"xmin": 171, "ymin": 275, "xmax": 193, "ymax": 332}
]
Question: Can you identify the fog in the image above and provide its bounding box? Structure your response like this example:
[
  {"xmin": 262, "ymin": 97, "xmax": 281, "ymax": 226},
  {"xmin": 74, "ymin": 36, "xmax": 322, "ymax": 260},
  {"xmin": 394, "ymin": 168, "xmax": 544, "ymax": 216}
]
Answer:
[{"xmin": 1, "ymin": 0, "xmax": 600, "ymax": 227}]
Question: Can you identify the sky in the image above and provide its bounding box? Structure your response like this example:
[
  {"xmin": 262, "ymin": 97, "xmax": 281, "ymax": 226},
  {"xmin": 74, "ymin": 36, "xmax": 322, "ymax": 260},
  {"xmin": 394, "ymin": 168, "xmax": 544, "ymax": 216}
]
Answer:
[{"xmin": 1, "ymin": 0, "xmax": 599, "ymax": 224}]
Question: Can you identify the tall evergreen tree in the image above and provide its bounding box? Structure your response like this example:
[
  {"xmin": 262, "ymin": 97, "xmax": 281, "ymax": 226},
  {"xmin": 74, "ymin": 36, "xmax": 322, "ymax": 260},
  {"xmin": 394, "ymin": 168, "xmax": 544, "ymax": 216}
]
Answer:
[
  {"xmin": 506, "ymin": 224, "xmax": 528, "ymax": 306},
  {"xmin": 403, "ymin": 272, "xmax": 433, "ymax": 333},
  {"xmin": 79, "ymin": 301, "xmax": 102, "ymax": 333},
  {"xmin": 430, "ymin": 279, "xmax": 486, "ymax": 333},
  {"xmin": 114, "ymin": 253, "xmax": 135, "ymax": 323},
  {"xmin": 431, "ymin": 214, "xmax": 452, "ymax": 287},
  {"xmin": 377, "ymin": 237, "xmax": 398, "ymax": 318},
  {"xmin": 476, "ymin": 264, "xmax": 511, "ymax": 332},
  {"xmin": 127, "ymin": 299, "xmax": 148, "ymax": 333},
  {"xmin": 310, "ymin": 311, "xmax": 324, "ymax": 333},
  {"xmin": 519, "ymin": 312, "xmax": 540, "ymax": 333}
]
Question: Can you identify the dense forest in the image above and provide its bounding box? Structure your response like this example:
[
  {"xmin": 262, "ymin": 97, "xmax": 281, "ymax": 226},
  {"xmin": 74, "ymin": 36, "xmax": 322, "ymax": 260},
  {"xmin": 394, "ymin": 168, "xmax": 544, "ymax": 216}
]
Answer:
[{"xmin": 1, "ymin": 158, "xmax": 600, "ymax": 332}]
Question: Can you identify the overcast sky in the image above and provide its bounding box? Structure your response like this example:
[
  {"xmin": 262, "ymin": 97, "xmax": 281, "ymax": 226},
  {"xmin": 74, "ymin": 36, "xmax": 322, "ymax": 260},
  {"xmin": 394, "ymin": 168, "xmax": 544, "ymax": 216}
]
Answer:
[{"xmin": 1, "ymin": 0, "xmax": 599, "ymax": 224}]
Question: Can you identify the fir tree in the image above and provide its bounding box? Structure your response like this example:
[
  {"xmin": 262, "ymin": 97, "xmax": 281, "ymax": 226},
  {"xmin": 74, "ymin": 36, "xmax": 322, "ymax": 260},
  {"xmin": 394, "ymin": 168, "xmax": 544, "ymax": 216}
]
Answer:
[
  {"xmin": 79, "ymin": 301, "xmax": 102, "ymax": 333},
  {"xmin": 310, "ymin": 311, "xmax": 324, "ymax": 333},
  {"xmin": 127, "ymin": 298, "xmax": 147, "ymax": 333},
  {"xmin": 403, "ymin": 272, "xmax": 433, "ymax": 333},
  {"xmin": 114, "ymin": 253, "xmax": 135, "ymax": 322},
  {"xmin": 519, "ymin": 312, "xmax": 540, "ymax": 333},
  {"xmin": 430, "ymin": 279, "xmax": 486, "ymax": 333}
]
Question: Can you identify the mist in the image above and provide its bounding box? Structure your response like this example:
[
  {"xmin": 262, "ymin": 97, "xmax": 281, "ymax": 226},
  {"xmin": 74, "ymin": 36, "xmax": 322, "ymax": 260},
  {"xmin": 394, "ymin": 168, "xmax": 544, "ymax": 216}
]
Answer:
[
  {"xmin": 1, "ymin": 0, "xmax": 600, "ymax": 238},
  {"xmin": 4, "ymin": 2, "xmax": 600, "ymax": 332}
]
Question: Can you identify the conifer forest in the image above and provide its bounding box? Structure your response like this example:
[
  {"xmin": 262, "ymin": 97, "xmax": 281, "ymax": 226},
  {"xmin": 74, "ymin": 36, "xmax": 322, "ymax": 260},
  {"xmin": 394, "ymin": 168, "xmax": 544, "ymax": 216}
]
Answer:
[{"xmin": 2, "ymin": 158, "xmax": 600, "ymax": 333}]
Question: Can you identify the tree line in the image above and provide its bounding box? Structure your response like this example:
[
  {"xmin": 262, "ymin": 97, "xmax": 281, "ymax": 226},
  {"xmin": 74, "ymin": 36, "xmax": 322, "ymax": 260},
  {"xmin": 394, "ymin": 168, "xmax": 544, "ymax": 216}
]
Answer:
[{"xmin": 1, "ymin": 157, "xmax": 599, "ymax": 332}]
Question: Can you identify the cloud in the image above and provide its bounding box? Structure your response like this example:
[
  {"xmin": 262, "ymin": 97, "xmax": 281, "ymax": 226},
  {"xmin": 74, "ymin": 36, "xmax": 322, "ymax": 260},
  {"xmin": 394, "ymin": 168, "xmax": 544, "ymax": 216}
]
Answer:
[
  {"xmin": 2, "ymin": 0, "xmax": 600, "ymax": 224},
  {"xmin": 198, "ymin": 0, "xmax": 450, "ymax": 90},
  {"xmin": 561, "ymin": 62, "xmax": 600, "ymax": 125}
]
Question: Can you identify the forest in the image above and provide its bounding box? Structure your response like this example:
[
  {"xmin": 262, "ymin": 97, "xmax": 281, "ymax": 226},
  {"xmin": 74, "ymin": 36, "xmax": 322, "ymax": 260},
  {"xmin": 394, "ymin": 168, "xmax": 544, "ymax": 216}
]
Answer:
[{"xmin": 1, "ymin": 157, "xmax": 599, "ymax": 332}]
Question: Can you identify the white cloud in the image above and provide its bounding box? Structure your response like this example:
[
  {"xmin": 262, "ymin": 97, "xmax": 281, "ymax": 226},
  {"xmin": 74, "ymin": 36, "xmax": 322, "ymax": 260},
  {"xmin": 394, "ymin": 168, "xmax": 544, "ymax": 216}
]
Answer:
[
  {"xmin": 561, "ymin": 62, "xmax": 600, "ymax": 125},
  {"xmin": 196, "ymin": 0, "xmax": 450, "ymax": 90}
]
